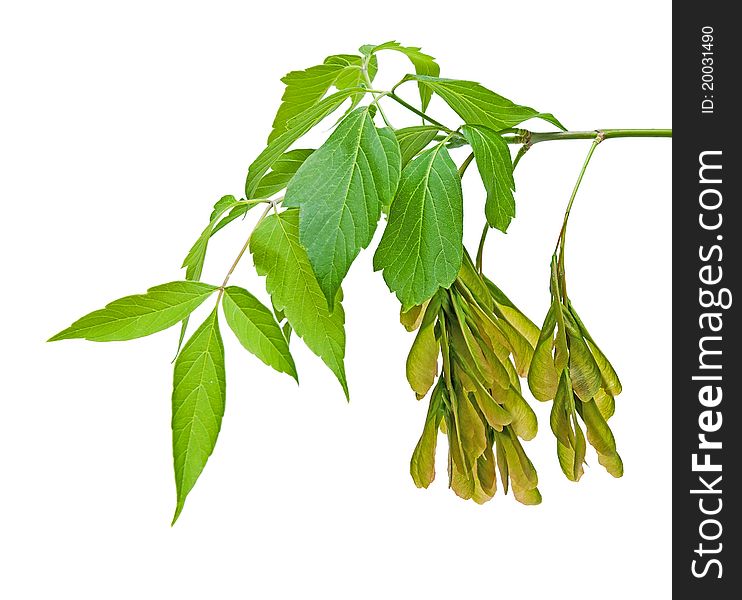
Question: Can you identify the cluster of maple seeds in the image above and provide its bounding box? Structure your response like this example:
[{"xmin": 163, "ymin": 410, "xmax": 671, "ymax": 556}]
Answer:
[{"xmin": 404, "ymin": 252, "xmax": 623, "ymax": 503}]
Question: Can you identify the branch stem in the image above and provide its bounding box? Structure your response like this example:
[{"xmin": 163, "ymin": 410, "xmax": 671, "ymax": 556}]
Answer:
[
  {"xmin": 362, "ymin": 64, "xmax": 392, "ymax": 128},
  {"xmin": 216, "ymin": 201, "xmax": 275, "ymax": 301},
  {"xmin": 474, "ymin": 128, "xmax": 671, "ymax": 271},
  {"xmin": 386, "ymin": 92, "xmax": 453, "ymax": 132},
  {"xmin": 458, "ymin": 152, "xmax": 475, "ymax": 178},
  {"xmin": 506, "ymin": 128, "xmax": 672, "ymax": 145},
  {"xmin": 556, "ymin": 135, "xmax": 603, "ymax": 298}
]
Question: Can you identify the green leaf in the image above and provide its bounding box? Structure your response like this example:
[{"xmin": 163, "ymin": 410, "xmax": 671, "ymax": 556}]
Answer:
[
  {"xmin": 284, "ymin": 107, "xmax": 401, "ymax": 306},
  {"xmin": 460, "ymin": 125, "xmax": 515, "ymax": 232},
  {"xmin": 268, "ymin": 63, "xmax": 345, "ymax": 143},
  {"xmin": 252, "ymin": 149, "xmax": 314, "ymax": 199},
  {"xmin": 222, "ymin": 286, "xmax": 298, "ymax": 382},
  {"xmin": 361, "ymin": 41, "xmax": 440, "ymax": 111},
  {"xmin": 182, "ymin": 196, "xmax": 241, "ymax": 282},
  {"xmin": 178, "ymin": 195, "xmax": 247, "ymax": 353},
  {"xmin": 246, "ymin": 89, "xmax": 359, "ymax": 199},
  {"xmin": 171, "ymin": 307, "xmax": 226, "ymax": 523},
  {"xmin": 395, "ymin": 126, "xmax": 440, "ymax": 166},
  {"xmin": 325, "ymin": 54, "xmax": 375, "ymax": 88},
  {"xmin": 373, "ymin": 144, "xmax": 463, "ymax": 310},
  {"xmin": 325, "ymin": 53, "xmax": 376, "ymax": 110},
  {"xmin": 405, "ymin": 75, "xmax": 565, "ymax": 131},
  {"xmin": 410, "ymin": 381, "xmax": 444, "ymax": 488},
  {"xmin": 211, "ymin": 204, "xmax": 250, "ymax": 236},
  {"xmin": 49, "ymin": 281, "xmax": 218, "ymax": 342},
  {"xmin": 249, "ymin": 210, "xmax": 348, "ymax": 397}
]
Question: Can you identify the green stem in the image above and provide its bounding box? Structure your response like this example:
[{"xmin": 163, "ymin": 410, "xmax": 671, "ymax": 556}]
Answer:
[
  {"xmin": 474, "ymin": 129, "xmax": 670, "ymax": 271},
  {"xmin": 475, "ymin": 225, "xmax": 488, "ymax": 274},
  {"xmin": 512, "ymin": 144, "xmax": 530, "ymax": 169},
  {"xmin": 475, "ymin": 144, "xmax": 530, "ymax": 273},
  {"xmin": 458, "ymin": 152, "xmax": 474, "ymax": 178},
  {"xmin": 386, "ymin": 92, "xmax": 453, "ymax": 132},
  {"xmin": 362, "ymin": 63, "xmax": 392, "ymax": 128},
  {"xmin": 507, "ymin": 128, "xmax": 672, "ymax": 145},
  {"xmin": 217, "ymin": 201, "xmax": 275, "ymax": 302},
  {"xmin": 556, "ymin": 135, "xmax": 602, "ymax": 299}
]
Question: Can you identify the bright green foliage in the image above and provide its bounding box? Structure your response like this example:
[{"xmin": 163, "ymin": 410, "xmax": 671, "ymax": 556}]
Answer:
[
  {"xmin": 246, "ymin": 89, "xmax": 361, "ymax": 198},
  {"xmin": 269, "ymin": 64, "xmax": 348, "ymax": 143},
  {"xmin": 373, "ymin": 144, "xmax": 463, "ymax": 310},
  {"xmin": 461, "ymin": 125, "xmax": 516, "ymax": 232},
  {"xmin": 176, "ymin": 195, "xmax": 247, "ymax": 352},
  {"xmin": 49, "ymin": 281, "xmax": 218, "ymax": 342},
  {"xmin": 268, "ymin": 54, "xmax": 373, "ymax": 143},
  {"xmin": 250, "ymin": 210, "xmax": 348, "ymax": 398},
  {"xmin": 222, "ymin": 286, "xmax": 297, "ymax": 382},
  {"xmin": 171, "ymin": 307, "xmax": 226, "ymax": 523},
  {"xmin": 284, "ymin": 106, "xmax": 401, "ymax": 306},
  {"xmin": 404, "ymin": 75, "xmax": 565, "ymax": 131},
  {"xmin": 47, "ymin": 40, "xmax": 659, "ymax": 522},
  {"xmin": 394, "ymin": 126, "xmax": 440, "ymax": 166},
  {"xmin": 324, "ymin": 53, "xmax": 378, "ymax": 115},
  {"xmin": 252, "ymin": 149, "xmax": 314, "ymax": 199},
  {"xmin": 360, "ymin": 41, "xmax": 440, "ymax": 110},
  {"xmin": 183, "ymin": 196, "xmax": 244, "ymax": 282}
]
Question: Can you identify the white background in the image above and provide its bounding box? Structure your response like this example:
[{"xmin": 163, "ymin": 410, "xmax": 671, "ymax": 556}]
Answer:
[{"xmin": 1, "ymin": 1, "xmax": 672, "ymax": 598}]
